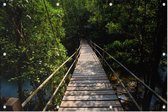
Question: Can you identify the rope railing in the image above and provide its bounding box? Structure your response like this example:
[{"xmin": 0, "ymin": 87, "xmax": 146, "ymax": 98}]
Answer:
[
  {"xmin": 90, "ymin": 41, "xmax": 167, "ymax": 109},
  {"xmin": 90, "ymin": 42, "xmax": 141, "ymax": 110},
  {"xmin": 21, "ymin": 46, "xmax": 81, "ymax": 108},
  {"xmin": 42, "ymin": 51, "xmax": 80, "ymax": 111}
]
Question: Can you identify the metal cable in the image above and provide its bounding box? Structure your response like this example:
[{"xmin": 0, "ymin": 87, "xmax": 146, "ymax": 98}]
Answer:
[
  {"xmin": 90, "ymin": 41, "xmax": 167, "ymax": 105},
  {"xmin": 22, "ymin": 46, "xmax": 80, "ymax": 107}
]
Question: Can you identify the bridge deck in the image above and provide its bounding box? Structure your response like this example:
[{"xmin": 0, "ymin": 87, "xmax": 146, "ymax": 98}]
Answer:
[{"xmin": 59, "ymin": 40, "xmax": 123, "ymax": 111}]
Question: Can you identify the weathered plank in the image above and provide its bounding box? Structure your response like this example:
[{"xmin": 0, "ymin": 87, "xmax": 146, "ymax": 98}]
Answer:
[
  {"xmin": 72, "ymin": 72, "xmax": 106, "ymax": 76},
  {"xmin": 73, "ymin": 72, "xmax": 105, "ymax": 74},
  {"xmin": 75, "ymin": 62, "xmax": 101, "ymax": 67},
  {"xmin": 70, "ymin": 77, "xmax": 108, "ymax": 81},
  {"xmin": 72, "ymin": 75, "xmax": 106, "ymax": 78},
  {"xmin": 75, "ymin": 68, "xmax": 104, "ymax": 72},
  {"xmin": 59, "ymin": 107, "xmax": 123, "ymax": 111},
  {"xmin": 59, "ymin": 108, "xmax": 113, "ymax": 111},
  {"xmin": 64, "ymin": 90, "xmax": 116, "ymax": 96},
  {"xmin": 68, "ymin": 83, "xmax": 112, "ymax": 87},
  {"xmin": 60, "ymin": 101, "xmax": 121, "ymax": 108},
  {"xmin": 63, "ymin": 95, "xmax": 118, "ymax": 101},
  {"xmin": 73, "ymin": 70, "xmax": 106, "ymax": 74},
  {"xmin": 69, "ymin": 80, "xmax": 110, "ymax": 84},
  {"xmin": 66, "ymin": 86, "xmax": 113, "ymax": 91}
]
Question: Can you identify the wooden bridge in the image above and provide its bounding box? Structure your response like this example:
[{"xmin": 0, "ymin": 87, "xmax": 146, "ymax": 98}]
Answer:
[
  {"xmin": 59, "ymin": 40, "xmax": 123, "ymax": 111},
  {"xmin": 4, "ymin": 40, "xmax": 166, "ymax": 111}
]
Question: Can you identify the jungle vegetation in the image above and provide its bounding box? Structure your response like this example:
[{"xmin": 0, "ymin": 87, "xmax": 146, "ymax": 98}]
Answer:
[{"xmin": 0, "ymin": 0, "xmax": 167, "ymax": 111}]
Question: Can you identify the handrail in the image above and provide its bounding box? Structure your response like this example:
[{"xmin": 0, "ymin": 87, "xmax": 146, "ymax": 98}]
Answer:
[
  {"xmin": 90, "ymin": 43, "xmax": 141, "ymax": 110},
  {"xmin": 42, "ymin": 50, "xmax": 80, "ymax": 111},
  {"xmin": 90, "ymin": 41, "xmax": 167, "ymax": 105},
  {"xmin": 21, "ymin": 46, "xmax": 81, "ymax": 107}
]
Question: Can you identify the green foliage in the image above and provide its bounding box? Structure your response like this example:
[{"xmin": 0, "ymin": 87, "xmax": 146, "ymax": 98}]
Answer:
[
  {"xmin": 0, "ymin": 0, "xmax": 68, "ymax": 106},
  {"xmin": 106, "ymin": 22, "xmax": 121, "ymax": 34},
  {"xmin": 84, "ymin": 0, "xmax": 166, "ymax": 74},
  {"xmin": 1, "ymin": 0, "xmax": 166, "ymax": 110},
  {"xmin": 104, "ymin": 39, "xmax": 140, "ymax": 66}
]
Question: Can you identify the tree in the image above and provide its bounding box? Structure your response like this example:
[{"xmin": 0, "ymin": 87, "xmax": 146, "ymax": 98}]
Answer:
[{"xmin": 0, "ymin": 0, "xmax": 67, "ymax": 109}]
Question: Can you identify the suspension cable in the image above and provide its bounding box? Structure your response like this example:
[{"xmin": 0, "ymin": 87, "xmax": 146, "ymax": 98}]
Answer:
[
  {"xmin": 90, "ymin": 42, "xmax": 141, "ymax": 110},
  {"xmin": 90, "ymin": 41, "xmax": 167, "ymax": 105}
]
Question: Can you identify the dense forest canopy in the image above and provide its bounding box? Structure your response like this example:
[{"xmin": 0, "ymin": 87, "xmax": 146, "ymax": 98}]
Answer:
[
  {"xmin": 0, "ymin": 0, "xmax": 68, "ymax": 109},
  {"xmin": 0, "ymin": 0, "xmax": 167, "ymax": 111}
]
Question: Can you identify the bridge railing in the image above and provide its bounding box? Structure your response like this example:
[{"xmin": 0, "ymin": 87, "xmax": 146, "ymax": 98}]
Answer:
[
  {"xmin": 21, "ymin": 46, "xmax": 81, "ymax": 111},
  {"xmin": 90, "ymin": 41, "xmax": 167, "ymax": 111}
]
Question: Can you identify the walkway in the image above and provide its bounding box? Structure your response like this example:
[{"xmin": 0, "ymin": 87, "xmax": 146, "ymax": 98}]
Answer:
[{"xmin": 59, "ymin": 40, "xmax": 123, "ymax": 111}]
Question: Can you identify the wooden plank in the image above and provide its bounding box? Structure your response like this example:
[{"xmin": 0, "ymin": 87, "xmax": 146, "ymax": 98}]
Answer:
[
  {"xmin": 72, "ymin": 75, "xmax": 106, "ymax": 78},
  {"xmin": 73, "ymin": 71, "xmax": 104, "ymax": 74},
  {"xmin": 75, "ymin": 65, "xmax": 101, "ymax": 68},
  {"xmin": 58, "ymin": 108, "xmax": 113, "ymax": 111},
  {"xmin": 76, "ymin": 62, "xmax": 101, "ymax": 67},
  {"xmin": 68, "ymin": 83, "xmax": 112, "ymax": 87},
  {"xmin": 70, "ymin": 77, "xmax": 108, "ymax": 81},
  {"xmin": 80, "ymin": 50, "xmax": 93, "ymax": 53},
  {"xmin": 72, "ymin": 73, "xmax": 106, "ymax": 77},
  {"xmin": 73, "ymin": 71, "xmax": 105, "ymax": 74},
  {"xmin": 72, "ymin": 76, "xmax": 106, "ymax": 78},
  {"xmin": 64, "ymin": 90, "xmax": 116, "ymax": 96},
  {"xmin": 59, "ymin": 107, "xmax": 123, "ymax": 111},
  {"xmin": 66, "ymin": 86, "xmax": 113, "ymax": 91},
  {"xmin": 72, "ymin": 74, "xmax": 106, "ymax": 78},
  {"xmin": 72, "ymin": 75, "xmax": 106, "ymax": 77},
  {"xmin": 72, "ymin": 72, "xmax": 106, "ymax": 76},
  {"xmin": 75, "ymin": 66, "xmax": 104, "ymax": 70},
  {"xmin": 62, "ymin": 95, "xmax": 118, "ymax": 101},
  {"xmin": 73, "ymin": 70, "xmax": 105, "ymax": 74},
  {"xmin": 69, "ymin": 80, "xmax": 110, "ymax": 84},
  {"xmin": 75, "ymin": 68, "xmax": 104, "ymax": 72},
  {"xmin": 73, "ymin": 72, "xmax": 105, "ymax": 75},
  {"xmin": 76, "ymin": 67, "xmax": 103, "ymax": 69},
  {"xmin": 60, "ymin": 101, "xmax": 122, "ymax": 108},
  {"xmin": 72, "ymin": 73, "xmax": 106, "ymax": 76}
]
